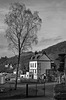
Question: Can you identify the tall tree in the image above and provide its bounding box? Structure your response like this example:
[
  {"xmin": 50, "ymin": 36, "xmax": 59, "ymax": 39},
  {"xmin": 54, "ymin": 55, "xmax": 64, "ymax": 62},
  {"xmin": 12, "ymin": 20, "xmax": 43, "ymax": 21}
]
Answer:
[{"xmin": 5, "ymin": 2, "xmax": 42, "ymax": 89}]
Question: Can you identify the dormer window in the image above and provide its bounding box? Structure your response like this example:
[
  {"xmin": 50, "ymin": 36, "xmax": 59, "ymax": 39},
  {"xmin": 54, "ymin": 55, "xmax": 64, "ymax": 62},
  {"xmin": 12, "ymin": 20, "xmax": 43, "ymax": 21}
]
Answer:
[{"xmin": 37, "ymin": 55, "xmax": 40, "ymax": 59}]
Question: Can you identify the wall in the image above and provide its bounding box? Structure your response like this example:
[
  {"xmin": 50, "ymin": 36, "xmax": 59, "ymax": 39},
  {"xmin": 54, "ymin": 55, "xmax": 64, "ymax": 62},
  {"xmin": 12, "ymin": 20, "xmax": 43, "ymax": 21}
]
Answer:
[
  {"xmin": 29, "ymin": 61, "xmax": 37, "ymax": 79},
  {"xmin": 38, "ymin": 54, "xmax": 51, "ymax": 74}
]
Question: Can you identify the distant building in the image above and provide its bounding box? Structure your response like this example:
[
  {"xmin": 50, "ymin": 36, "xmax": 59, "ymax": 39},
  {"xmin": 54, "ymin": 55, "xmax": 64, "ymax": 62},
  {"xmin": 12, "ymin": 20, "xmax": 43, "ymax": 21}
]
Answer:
[
  {"xmin": 13, "ymin": 68, "xmax": 22, "ymax": 75},
  {"xmin": 26, "ymin": 72, "xmax": 29, "ymax": 79},
  {"xmin": 20, "ymin": 74, "xmax": 26, "ymax": 78},
  {"xmin": 29, "ymin": 52, "xmax": 51, "ymax": 79},
  {"xmin": 5, "ymin": 64, "xmax": 9, "ymax": 68},
  {"xmin": 10, "ymin": 64, "xmax": 13, "ymax": 69}
]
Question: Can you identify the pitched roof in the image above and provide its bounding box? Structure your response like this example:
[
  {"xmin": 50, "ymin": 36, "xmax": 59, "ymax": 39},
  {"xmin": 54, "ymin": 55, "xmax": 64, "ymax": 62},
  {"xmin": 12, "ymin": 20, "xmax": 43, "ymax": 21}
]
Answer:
[{"xmin": 30, "ymin": 53, "xmax": 51, "ymax": 61}]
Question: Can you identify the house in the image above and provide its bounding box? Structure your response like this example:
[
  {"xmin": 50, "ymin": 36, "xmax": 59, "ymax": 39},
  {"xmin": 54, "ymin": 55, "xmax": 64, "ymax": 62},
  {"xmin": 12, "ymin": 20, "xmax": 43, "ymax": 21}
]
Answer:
[
  {"xmin": 29, "ymin": 52, "xmax": 51, "ymax": 79},
  {"xmin": 13, "ymin": 68, "xmax": 23, "ymax": 76},
  {"xmin": 20, "ymin": 74, "xmax": 26, "ymax": 78},
  {"xmin": 5, "ymin": 64, "xmax": 9, "ymax": 68},
  {"xmin": 20, "ymin": 72, "xmax": 29, "ymax": 79},
  {"xmin": 10, "ymin": 64, "xmax": 13, "ymax": 69},
  {"xmin": 26, "ymin": 72, "xmax": 29, "ymax": 79}
]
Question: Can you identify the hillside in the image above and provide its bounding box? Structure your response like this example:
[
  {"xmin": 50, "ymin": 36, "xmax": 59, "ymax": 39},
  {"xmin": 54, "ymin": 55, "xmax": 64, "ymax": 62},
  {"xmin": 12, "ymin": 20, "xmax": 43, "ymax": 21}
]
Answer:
[
  {"xmin": 42, "ymin": 41, "xmax": 66, "ymax": 60},
  {"xmin": 0, "ymin": 52, "xmax": 33, "ymax": 73},
  {"xmin": 0, "ymin": 41, "xmax": 66, "ymax": 72}
]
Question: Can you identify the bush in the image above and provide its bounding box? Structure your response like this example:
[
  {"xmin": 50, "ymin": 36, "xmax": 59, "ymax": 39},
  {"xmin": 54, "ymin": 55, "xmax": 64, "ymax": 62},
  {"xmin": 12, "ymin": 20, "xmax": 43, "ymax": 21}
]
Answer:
[{"xmin": 54, "ymin": 84, "xmax": 66, "ymax": 100}]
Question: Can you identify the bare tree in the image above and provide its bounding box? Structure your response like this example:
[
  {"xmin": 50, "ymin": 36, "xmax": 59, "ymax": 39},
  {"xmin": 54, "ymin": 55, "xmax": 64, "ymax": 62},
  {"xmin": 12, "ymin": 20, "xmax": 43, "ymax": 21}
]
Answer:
[{"xmin": 5, "ymin": 2, "xmax": 42, "ymax": 90}]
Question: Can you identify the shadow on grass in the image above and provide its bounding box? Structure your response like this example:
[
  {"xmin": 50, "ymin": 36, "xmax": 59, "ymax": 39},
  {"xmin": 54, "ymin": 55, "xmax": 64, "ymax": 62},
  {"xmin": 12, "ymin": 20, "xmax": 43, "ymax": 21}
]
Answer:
[
  {"xmin": 0, "ymin": 82, "xmax": 54, "ymax": 100},
  {"xmin": 1, "ymin": 94, "xmax": 46, "ymax": 100},
  {"xmin": 0, "ymin": 88, "xmax": 46, "ymax": 100}
]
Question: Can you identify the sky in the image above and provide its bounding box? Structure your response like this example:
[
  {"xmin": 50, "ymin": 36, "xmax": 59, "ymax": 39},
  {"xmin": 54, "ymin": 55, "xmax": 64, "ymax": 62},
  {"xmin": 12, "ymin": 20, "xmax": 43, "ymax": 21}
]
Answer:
[{"xmin": 0, "ymin": 0, "xmax": 66, "ymax": 57}]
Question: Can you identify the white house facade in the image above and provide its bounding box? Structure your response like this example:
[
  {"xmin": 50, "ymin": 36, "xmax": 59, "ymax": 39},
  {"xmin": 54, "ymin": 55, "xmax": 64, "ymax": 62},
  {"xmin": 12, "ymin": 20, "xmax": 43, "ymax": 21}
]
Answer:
[
  {"xmin": 29, "ymin": 52, "xmax": 51, "ymax": 79},
  {"xmin": 29, "ymin": 61, "xmax": 37, "ymax": 79}
]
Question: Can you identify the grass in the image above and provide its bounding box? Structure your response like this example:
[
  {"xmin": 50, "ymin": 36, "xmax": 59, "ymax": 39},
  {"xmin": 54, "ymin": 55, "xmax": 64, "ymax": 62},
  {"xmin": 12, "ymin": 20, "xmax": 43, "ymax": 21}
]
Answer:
[
  {"xmin": 0, "ymin": 86, "xmax": 37, "ymax": 99},
  {"xmin": 0, "ymin": 82, "xmax": 54, "ymax": 99}
]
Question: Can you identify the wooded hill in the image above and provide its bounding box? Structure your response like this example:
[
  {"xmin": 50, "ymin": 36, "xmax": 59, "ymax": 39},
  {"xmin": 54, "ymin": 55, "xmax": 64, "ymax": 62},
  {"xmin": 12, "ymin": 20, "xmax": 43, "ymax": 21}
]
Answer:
[
  {"xmin": 0, "ymin": 41, "xmax": 66, "ymax": 72},
  {"xmin": 44, "ymin": 41, "xmax": 66, "ymax": 61}
]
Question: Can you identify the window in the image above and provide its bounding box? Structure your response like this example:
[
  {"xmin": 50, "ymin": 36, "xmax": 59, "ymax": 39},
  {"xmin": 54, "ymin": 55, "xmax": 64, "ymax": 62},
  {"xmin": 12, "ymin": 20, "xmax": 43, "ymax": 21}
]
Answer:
[
  {"xmin": 31, "ymin": 63, "xmax": 33, "ymax": 67},
  {"xmin": 30, "ymin": 63, "xmax": 34, "ymax": 68},
  {"xmin": 33, "ymin": 63, "xmax": 34, "ymax": 67},
  {"xmin": 35, "ymin": 69, "xmax": 37, "ymax": 73},
  {"xmin": 35, "ymin": 63, "xmax": 36, "ymax": 68},
  {"xmin": 30, "ymin": 69, "xmax": 33, "ymax": 72}
]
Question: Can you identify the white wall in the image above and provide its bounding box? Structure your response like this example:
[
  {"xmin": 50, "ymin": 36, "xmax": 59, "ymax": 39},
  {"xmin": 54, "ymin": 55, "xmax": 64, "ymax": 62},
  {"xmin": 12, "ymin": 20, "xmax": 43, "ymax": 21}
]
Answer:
[
  {"xmin": 29, "ymin": 61, "xmax": 37, "ymax": 69},
  {"xmin": 26, "ymin": 72, "xmax": 29, "ymax": 79},
  {"xmin": 29, "ymin": 61, "xmax": 37, "ymax": 79}
]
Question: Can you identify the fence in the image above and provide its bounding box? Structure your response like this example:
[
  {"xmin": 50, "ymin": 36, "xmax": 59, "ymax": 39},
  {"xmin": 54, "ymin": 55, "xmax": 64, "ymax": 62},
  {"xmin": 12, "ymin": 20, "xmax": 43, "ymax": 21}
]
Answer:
[
  {"xmin": 25, "ymin": 82, "xmax": 46, "ymax": 97},
  {"xmin": 0, "ymin": 81, "xmax": 54, "ymax": 99}
]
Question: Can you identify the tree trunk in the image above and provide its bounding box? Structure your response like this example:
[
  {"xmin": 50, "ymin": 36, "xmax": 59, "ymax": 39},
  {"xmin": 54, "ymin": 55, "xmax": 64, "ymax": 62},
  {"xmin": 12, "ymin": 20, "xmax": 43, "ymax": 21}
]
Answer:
[
  {"xmin": 15, "ymin": 39, "xmax": 21, "ymax": 90},
  {"xmin": 15, "ymin": 53, "xmax": 20, "ymax": 90}
]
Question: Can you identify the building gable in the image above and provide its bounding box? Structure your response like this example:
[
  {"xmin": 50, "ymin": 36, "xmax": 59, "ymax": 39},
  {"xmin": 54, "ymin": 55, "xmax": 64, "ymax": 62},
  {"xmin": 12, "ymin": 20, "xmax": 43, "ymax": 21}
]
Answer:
[{"xmin": 39, "ymin": 54, "xmax": 50, "ymax": 61}]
